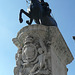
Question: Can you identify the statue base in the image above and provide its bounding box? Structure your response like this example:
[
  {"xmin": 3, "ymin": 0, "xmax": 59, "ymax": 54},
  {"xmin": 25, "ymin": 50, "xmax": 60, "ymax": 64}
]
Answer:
[{"xmin": 12, "ymin": 24, "xmax": 74, "ymax": 75}]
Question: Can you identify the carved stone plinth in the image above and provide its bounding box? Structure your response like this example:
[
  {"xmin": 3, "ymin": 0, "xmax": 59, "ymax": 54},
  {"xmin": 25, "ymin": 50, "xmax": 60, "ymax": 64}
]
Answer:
[{"xmin": 12, "ymin": 24, "xmax": 74, "ymax": 75}]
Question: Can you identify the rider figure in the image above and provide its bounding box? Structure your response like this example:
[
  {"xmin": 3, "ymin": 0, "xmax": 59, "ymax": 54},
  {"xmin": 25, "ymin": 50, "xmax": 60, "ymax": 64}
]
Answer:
[
  {"xmin": 26, "ymin": 0, "xmax": 52, "ymax": 25},
  {"xmin": 39, "ymin": 0, "xmax": 52, "ymax": 16}
]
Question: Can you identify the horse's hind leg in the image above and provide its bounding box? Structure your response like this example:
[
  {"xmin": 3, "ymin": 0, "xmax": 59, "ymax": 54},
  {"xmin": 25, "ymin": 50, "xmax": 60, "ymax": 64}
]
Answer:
[{"xmin": 34, "ymin": 19, "xmax": 40, "ymax": 24}]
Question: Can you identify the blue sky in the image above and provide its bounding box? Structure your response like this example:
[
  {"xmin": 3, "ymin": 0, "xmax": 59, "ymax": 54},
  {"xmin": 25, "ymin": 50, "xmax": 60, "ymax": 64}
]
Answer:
[{"xmin": 0, "ymin": 0, "xmax": 75, "ymax": 75}]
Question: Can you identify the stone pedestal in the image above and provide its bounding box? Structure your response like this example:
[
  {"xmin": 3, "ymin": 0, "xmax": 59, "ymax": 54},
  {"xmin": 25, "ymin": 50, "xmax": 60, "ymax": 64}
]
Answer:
[{"xmin": 12, "ymin": 24, "xmax": 74, "ymax": 75}]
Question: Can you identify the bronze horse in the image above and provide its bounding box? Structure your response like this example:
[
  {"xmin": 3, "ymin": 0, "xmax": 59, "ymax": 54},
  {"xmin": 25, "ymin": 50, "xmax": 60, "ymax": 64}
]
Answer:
[{"xmin": 19, "ymin": 0, "xmax": 57, "ymax": 26}]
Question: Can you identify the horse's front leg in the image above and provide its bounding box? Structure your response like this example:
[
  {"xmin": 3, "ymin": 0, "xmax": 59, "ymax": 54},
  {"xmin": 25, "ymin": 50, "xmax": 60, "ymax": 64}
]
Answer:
[
  {"xmin": 19, "ymin": 9, "xmax": 31, "ymax": 23},
  {"xmin": 19, "ymin": 9, "xmax": 23, "ymax": 23},
  {"xmin": 26, "ymin": 18, "xmax": 33, "ymax": 25}
]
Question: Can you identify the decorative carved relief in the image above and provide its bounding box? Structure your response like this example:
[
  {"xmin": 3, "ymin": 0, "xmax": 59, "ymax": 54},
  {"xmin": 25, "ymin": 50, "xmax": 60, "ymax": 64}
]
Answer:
[
  {"xmin": 13, "ymin": 25, "xmax": 74, "ymax": 75},
  {"xmin": 14, "ymin": 35, "xmax": 52, "ymax": 75}
]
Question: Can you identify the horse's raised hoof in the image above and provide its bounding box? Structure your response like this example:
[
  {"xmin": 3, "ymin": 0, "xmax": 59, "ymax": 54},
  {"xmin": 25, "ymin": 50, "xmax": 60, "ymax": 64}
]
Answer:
[
  {"xmin": 26, "ymin": 20, "xmax": 31, "ymax": 25},
  {"xmin": 19, "ymin": 18, "xmax": 23, "ymax": 23}
]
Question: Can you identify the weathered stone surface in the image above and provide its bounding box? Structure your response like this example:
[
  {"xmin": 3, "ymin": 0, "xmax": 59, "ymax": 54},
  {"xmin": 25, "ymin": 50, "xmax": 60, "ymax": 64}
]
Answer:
[{"xmin": 12, "ymin": 24, "xmax": 74, "ymax": 75}]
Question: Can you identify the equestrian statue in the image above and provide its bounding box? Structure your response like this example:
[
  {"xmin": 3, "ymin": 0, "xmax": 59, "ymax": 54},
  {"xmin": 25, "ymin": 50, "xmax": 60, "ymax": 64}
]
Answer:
[{"xmin": 19, "ymin": 0, "xmax": 57, "ymax": 26}]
